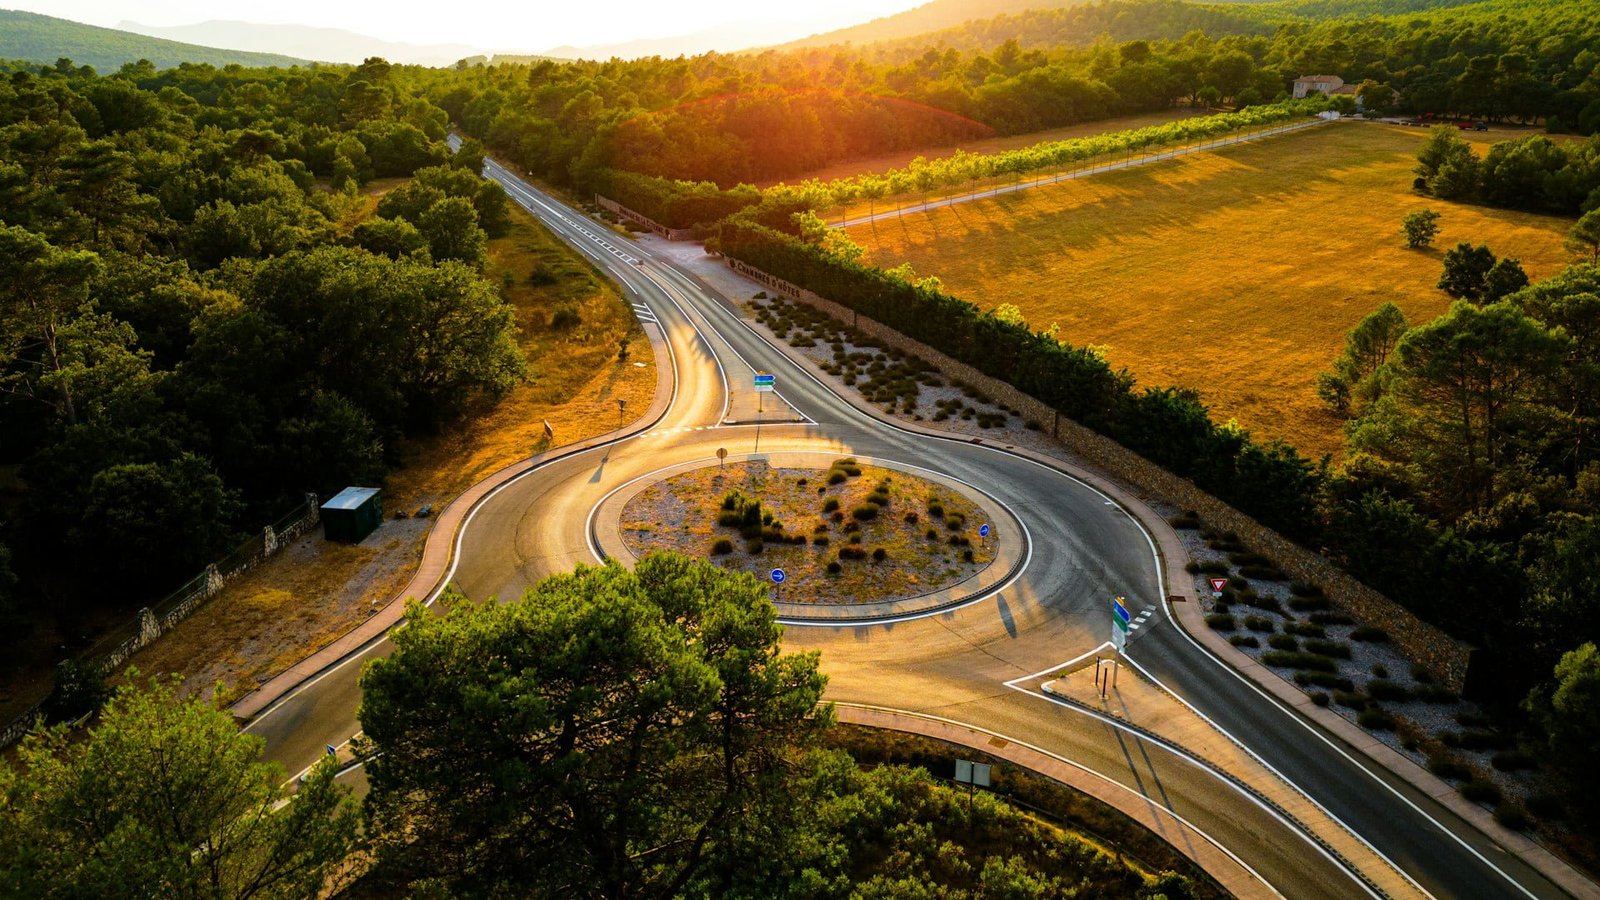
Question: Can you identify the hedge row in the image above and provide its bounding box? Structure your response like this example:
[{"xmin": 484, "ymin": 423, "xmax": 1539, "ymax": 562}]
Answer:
[{"xmin": 716, "ymin": 219, "xmax": 1323, "ymax": 539}]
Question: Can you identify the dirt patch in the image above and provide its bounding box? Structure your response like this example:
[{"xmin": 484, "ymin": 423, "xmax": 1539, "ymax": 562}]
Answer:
[{"xmin": 620, "ymin": 459, "xmax": 994, "ymax": 605}]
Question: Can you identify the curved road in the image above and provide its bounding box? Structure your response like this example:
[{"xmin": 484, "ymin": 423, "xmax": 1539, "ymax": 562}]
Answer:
[{"xmin": 244, "ymin": 154, "xmax": 1576, "ymax": 900}]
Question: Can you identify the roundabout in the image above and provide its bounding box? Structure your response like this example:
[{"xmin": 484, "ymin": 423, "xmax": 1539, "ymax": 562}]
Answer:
[{"xmin": 591, "ymin": 451, "xmax": 1029, "ymax": 623}]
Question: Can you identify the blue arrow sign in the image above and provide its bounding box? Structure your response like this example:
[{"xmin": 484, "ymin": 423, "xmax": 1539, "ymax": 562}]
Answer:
[
  {"xmin": 753, "ymin": 373, "xmax": 776, "ymax": 392},
  {"xmin": 1112, "ymin": 597, "xmax": 1130, "ymax": 626},
  {"xmin": 979, "ymin": 523, "xmax": 991, "ymax": 538},
  {"xmin": 770, "ymin": 568, "xmax": 786, "ymax": 584}
]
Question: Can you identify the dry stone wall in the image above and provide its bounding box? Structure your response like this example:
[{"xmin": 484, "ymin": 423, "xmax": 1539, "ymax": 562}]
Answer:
[{"xmin": 729, "ymin": 258, "xmax": 1473, "ymax": 690}]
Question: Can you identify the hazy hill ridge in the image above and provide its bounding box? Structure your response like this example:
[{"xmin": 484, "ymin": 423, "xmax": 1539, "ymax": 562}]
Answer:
[
  {"xmin": 118, "ymin": 19, "xmax": 484, "ymax": 66},
  {"xmin": 0, "ymin": 9, "xmax": 308, "ymax": 69}
]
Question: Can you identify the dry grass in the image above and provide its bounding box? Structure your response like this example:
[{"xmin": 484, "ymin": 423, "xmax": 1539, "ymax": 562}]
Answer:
[
  {"xmin": 620, "ymin": 459, "xmax": 993, "ymax": 605},
  {"xmin": 846, "ymin": 121, "xmax": 1576, "ymax": 461},
  {"xmin": 119, "ymin": 201, "xmax": 656, "ymax": 704},
  {"xmin": 766, "ymin": 108, "xmax": 1209, "ymax": 188}
]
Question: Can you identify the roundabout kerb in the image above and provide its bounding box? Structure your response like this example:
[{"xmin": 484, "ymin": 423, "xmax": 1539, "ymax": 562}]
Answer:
[{"xmin": 589, "ymin": 450, "xmax": 1030, "ymax": 626}]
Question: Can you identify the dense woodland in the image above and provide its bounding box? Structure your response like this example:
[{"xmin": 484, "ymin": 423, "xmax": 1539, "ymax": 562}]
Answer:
[{"xmin": 0, "ymin": 58, "xmax": 523, "ymax": 635}]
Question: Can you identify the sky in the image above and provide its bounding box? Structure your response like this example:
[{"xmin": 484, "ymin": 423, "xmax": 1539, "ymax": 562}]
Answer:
[{"xmin": 11, "ymin": 0, "xmax": 929, "ymax": 52}]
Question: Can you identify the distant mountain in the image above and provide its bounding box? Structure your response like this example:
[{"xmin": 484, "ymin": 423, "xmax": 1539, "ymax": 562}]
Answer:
[
  {"xmin": 0, "ymin": 9, "xmax": 308, "ymax": 70},
  {"xmin": 541, "ymin": 14, "xmax": 881, "ymax": 60},
  {"xmin": 118, "ymin": 20, "xmax": 487, "ymax": 67},
  {"xmin": 775, "ymin": 0, "xmax": 1087, "ymax": 49}
]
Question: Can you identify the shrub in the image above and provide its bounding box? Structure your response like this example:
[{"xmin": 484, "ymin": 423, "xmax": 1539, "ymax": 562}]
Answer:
[
  {"xmin": 1239, "ymin": 564, "xmax": 1287, "ymax": 581},
  {"xmin": 1366, "ymin": 680, "xmax": 1411, "ymax": 702},
  {"xmin": 947, "ymin": 535, "xmax": 970, "ymax": 547},
  {"xmin": 850, "ymin": 504, "xmax": 880, "ymax": 521},
  {"xmin": 1310, "ymin": 692, "xmax": 1331, "ymax": 707},
  {"xmin": 1184, "ymin": 561, "xmax": 1200, "ymax": 574},
  {"xmin": 872, "ymin": 547, "xmax": 888, "ymax": 562},
  {"xmin": 1294, "ymin": 671, "xmax": 1353, "ymax": 691},
  {"xmin": 1427, "ymin": 754, "xmax": 1472, "ymax": 781},
  {"xmin": 1284, "ymin": 622, "xmax": 1326, "ymax": 638},
  {"xmin": 1370, "ymin": 663, "xmax": 1389, "ymax": 679},
  {"xmin": 1230, "ymin": 635, "xmax": 1260, "ymax": 648},
  {"xmin": 1206, "ymin": 614, "xmax": 1237, "ymax": 632},
  {"xmin": 1228, "ymin": 576, "xmax": 1250, "ymax": 590},
  {"xmin": 946, "ymin": 513, "xmax": 966, "ymax": 530},
  {"xmin": 1303, "ymin": 639, "xmax": 1351, "ymax": 659},
  {"xmin": 1454, "ymin": 710, "xmax": 1493, "ymax": 728},
  {"xmin": 717, "ymin": 511, "xmax": 744, "ymax": 528},
  {"xmin": 1459, "ymin": 779, "xmax": 1502, "ymax": 805},
  {"xmin": 927, "ymin": 501, "xmax": 945, "ymax": 518},
  {"xmin": 1444, "ymin": 730, "xmax": 1511, "ymax": 752},
  {"xmin": 903, "ymin": 511, "xmax": 919, "ymax": 524},
  {"xmin": 1351, "ymin": 626, "xmax": 1389, "ymax": 643},
  {"xmin": 1410, "ymin": 664, "xmax": 1435, "ymax": 684},
  {"xmin": 826, "ymin": 560, "xmax": 843, "ymax": 574},
  {"xmin": 711, "ymin": 538, "xmax": 734, "ymax": 554},
  {"xmin": 1491, "ymin": 750, "xmax": 1533, "ymax": 771},
  {"xmin": 1261, "ymin": 651, "xmax": 1337, "ymax": 672},
  {"xmin": 1290, "ymin": 581, "xmax": 1325, "ymax": 598},
  {"xmin": 1333, "ymin": 689, "xmax": 1368, "ymax": 710},
  {"xmin": 1197, "ymin": 560, "xmax": 1229, "ymax": 575},
  {"xmin": 867, "ymin": 490, "xmax": 891, "ymax": 508},
  {"xmin": 1229, "ymin": 551, "xmax": 1273, "ymax": 567},
  {"xmin": 962, "ymin": 548, "xmax": 975, "ymax": 563},
  {"xmin": 1212, "ymin": 602, "xmax": 1231, "ymax": 615},
  {"xmin": 1309, "ymin": 611, "xmax": 1354, "ymax": 625},
  {"xmin": 550, "ymin": 302, "xmax": 582, "ymax": 329},
  {"xmin": 838, "ymin": 546, "xmax": 867, "ymax": 561},
  {"xmin": 1414, "ymin": 684, "xmax": 1458, "ymax": 704},
  {"xmin": 1358, "ymin": 706, "xmax": 1396, "ymax": 730},
  {"xmin": 1170, "ymin": 512, "xmax": 1200, "ymax": 529},
  {"xmin": 1288, "ymin": 595, "xmax": 1331, "ymax": 612},
  {"xmin": 811, "ymin": 535, "xmax": 830, "ymax": 547},
  {"xmin": 746, "ymin": 538, "xmax": 763, "ymax": 554},
  {"xmin": 822, "ymin": 497, "xmax": 840, "ymax": 513},
  {"xmin": 1493, "ymin": 804, "xmax": 1530, "ymax": 831},
  {"xmin": 1268, "ymin": 634, "xmax": 1299, "ymax": 651},
  {"xmin": 1526, "ymin": 793, "xmax": 1566, "ymax": 820},
  {"xmin": 925, "ymin": 527, "xmax": 939, "ymax": 540},
  {"xmin": 1243, "ymin": 615, "xmax": 1275, "ymax": 633},
  {"xmin": 827, "ymin": 471, "xmax": 847, "ymax": 485}
]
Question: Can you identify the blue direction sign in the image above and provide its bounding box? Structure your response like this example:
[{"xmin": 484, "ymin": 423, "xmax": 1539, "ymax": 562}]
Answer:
[
  {"xmin": 770, "ymin": 568, "xmax": 786, "ymax": 584},
  {"xmin": 753, "ymin": 373, "xmax": 776, "ymax": 393},
  {"xmin": 979, "ymin": 523, "xmax": 991, "ymax": 538},
  {"xmin": 1111, "ymin": 596, "xmax": 1130, "ymax": 651}
]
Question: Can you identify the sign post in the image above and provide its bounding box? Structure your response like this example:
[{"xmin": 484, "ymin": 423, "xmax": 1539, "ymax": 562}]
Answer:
[
  {"xmin": 770, "ymin": 567, "xmax": 786, "ymax": 601},
  {"xmin": 979, "ymin": 523, "xmax": 991, "ymax": 547},
  {"xmin": 954, "ymin": 759, "xmax": 991, "ymax": 821},
  {"xmin": 1209, "ymin": 577, "xmax": 1228, "ymax": 599},
  {"xmin": 617, "ymin": 397, "xmax": 627, "ymax": 426},
  {"xmin": 542, "ymin": 419, "xmax": 554, "ymax": 442},
  {"xmin": 716, "ymin": 447, "xmax": 728, "ymax": 468},
  {"xmin": 752, "ymin": 373, "xmax": 774, "ymax": 453},
  {"xmin": 1112, "ymin": 595, "xmax": 1130, "ymax": 652}
]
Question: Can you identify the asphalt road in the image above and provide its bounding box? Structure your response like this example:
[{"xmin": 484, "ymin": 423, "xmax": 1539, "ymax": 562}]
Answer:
[{"xmin": 243, "ymin": 146, "xmax": 1575, "ymax": 900}]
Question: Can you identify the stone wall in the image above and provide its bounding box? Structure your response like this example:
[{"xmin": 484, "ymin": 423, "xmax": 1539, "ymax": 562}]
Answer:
[
  {"xmin": 595, "ymin": 195, "xmax": 700, "ymax": 241},
  {"xmin": 730, "ymin": 258, "xmax": 1473, "ymax": 690}
]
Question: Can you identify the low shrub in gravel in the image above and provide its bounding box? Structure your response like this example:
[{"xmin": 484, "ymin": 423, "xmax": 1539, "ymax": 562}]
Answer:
[
  {"xmin": 1527, "ymin": 793, "xmax": 1566, "ymax": 820},
  {"xmin": 1229, "ymin": 634, "xmax": 1260, "ymax": 648},
  {"xmin": 1290, "ymin": 581, "xmax": 1325, "ymax": 597},
  {"xmin": 1370, "ymin": 663, "xmax": 1389, "ymax": 678},
  {"xmin": 1410, "ymin": 664, "xmax": 1435, "ymax": 684},
  {"xmin": 1169, "ymin": 513, "xmax": 1200, "ymax": 529},
  {"xmin": 1459, "ymin": 779, "xmax": 1502, "ymax": 805},
  {"xmin": 1333, "ymin": 689, "xmax": 1368, "ymax": 710},
  {"xmin": 1443, "ymin": 730, "xmax": 1512, "ymax": 752},
  {"xmin": 1350, "ymin": 626, "xmax": 1389, "ymax": 643},
  {"xmin": 826, "ymin": 560, "xmax": 842, "ymax": 574},
  {"xmin": 1238, "ymin": 564, "xmax": 1288, "ymax": 581},
  {"xmin": 1310, "ymin": 691, "xmax": 1331, "ymax": 706},
  {"xmin": 746, "ymin": 538, "xmax": 764, "ymax": 554},
  {"xmin": 1261, "ymin": 651, "xmax": 1337, "ymax": 672},
  {"xmin": 1213, "ymin": 602, "xmax": 1231, "ymax": 615},
  {"xmin": 1366, "ymin": 680, "xmax": 1412, "ymax": 703},
  {"xmin": 1196, "ymin": 560, "xmax": 1229, "ymax": 575},
  {"xmin": 1414, "ymin": 684, "xmax": 1458, "ymax": 703},
  {"xmin": 711, "ymin": 538, "xmax": 734, "ymax": 554},
  {"xmin": 1294, "ymin": 671, "xmax": 1354, "ymax": 691},
  {"xmin": 1284, "ymin": 622, "xmax": 1326, "ymax": 638},
  {"xmin": 1455, "ymin": 710, "xmax": 1493, "ymax": 728},
  {"xmin": 1228, "ymin": 576, "xmax": 1251, "ymax": 590},
  {"xmin": 1427, "ymin": 753, "xmax": 1473, "ymax": 781},
  {"xmin": 1268, "ymin": 634, "xmax": 1299, "ymax": 651},
  {"xmin": 1243, "ymin": 615, "xmax": 1275, "ymax": 633},
  {"xmin": 1491, "ymin": 750, "xmax": 1534, "ymax": 771},
  {"xmin": 1206, "ymin": 614, "xmax": 1237, "ymax": 631},
  {"xmin": 1358, "ymin": 706, "xmax": 1397, "ymax": 730},
  {"xmin": 1309, "ymin": 611, "xmax": 1355, "ymax": 626},
  {"xmin": 1494, "ymin": 804, "xmax": 1531, "ymax": 831},
  {"xmin": 1303, "ymin": 639, "xmax": 1351, "ymax": 659},
  {"xmin": 1288, "ymin": 595, "xmax": 1331, "ymax": 612}
]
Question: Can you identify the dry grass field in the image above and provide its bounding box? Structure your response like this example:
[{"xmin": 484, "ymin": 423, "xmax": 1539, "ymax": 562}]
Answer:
[
  {"xmin": 119, "ymin": 202, "xmax": 656, "ymax": 705},
  {"xmin": 846, "ymin": 121, "xmax": 1576, "ymax": 461},
  {"xmin": 764, "ymin": 108, "xmax": 1208, "ymax": 188}
]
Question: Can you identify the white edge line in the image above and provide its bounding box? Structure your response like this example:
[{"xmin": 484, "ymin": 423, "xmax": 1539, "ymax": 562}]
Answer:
[
  {"xmin": 1001, "ymin": 685, "xmax": 1378, "ymax": 899},
  {"xmin": 836, "ymin": 702, "xmax": 1286, "ymax": 900}
]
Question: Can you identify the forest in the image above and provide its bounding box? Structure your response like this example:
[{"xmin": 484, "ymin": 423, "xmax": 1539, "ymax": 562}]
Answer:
[{"xmin": 0, "ymin": 58, "xmax": 523, "ymax": 644}]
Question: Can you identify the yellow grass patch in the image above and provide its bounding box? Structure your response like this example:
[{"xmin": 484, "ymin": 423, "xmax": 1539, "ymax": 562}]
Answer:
[
  {"xmin": 121, "ymin": 201, "xmax": 656, "ymax": 703},
  {"xmin": 846, "ymin": 122, "xmax": 1575, "ymax": 461}
]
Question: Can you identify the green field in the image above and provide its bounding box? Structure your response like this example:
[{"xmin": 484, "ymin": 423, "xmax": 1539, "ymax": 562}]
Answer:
[{"xmin": 847, "ymin": 121, "xmax": 1576, "ymax": 460}]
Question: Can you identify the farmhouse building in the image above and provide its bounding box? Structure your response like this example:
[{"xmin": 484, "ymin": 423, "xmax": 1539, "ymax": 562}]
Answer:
[{"xmin": 1292, "ymin": 75, "xmax": 1345, "ymax": 98}]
